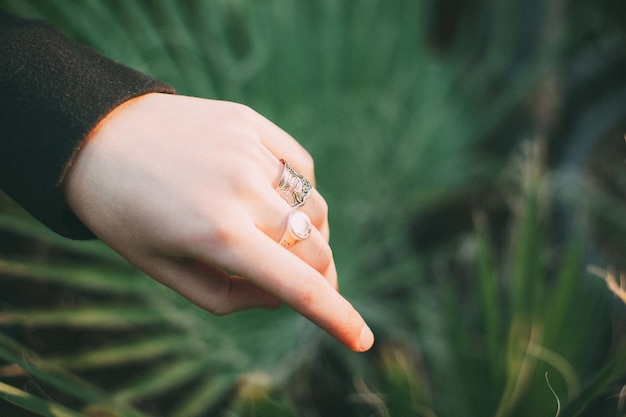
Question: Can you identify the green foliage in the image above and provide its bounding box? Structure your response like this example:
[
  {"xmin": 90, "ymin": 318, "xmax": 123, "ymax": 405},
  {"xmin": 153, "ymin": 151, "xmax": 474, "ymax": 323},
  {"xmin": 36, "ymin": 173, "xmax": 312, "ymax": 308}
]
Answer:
[
  {"xmin": 0, "ymin": 0, "xmax": 624, "ymax": 416},
  {"xmin": 0, "ymin": 381, "xmax": 88, "ymax": 417}
]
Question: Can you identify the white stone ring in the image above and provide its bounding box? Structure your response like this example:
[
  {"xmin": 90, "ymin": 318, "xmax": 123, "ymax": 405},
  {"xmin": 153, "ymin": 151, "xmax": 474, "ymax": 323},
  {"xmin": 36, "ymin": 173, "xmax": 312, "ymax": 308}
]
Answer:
[
  {"xmin": 276, "ymin": 159, "xmax": 312, "ymax": 208},
  {"xmin": 279, "ymin": 211, "xmax": 312, "ymax": 248}
]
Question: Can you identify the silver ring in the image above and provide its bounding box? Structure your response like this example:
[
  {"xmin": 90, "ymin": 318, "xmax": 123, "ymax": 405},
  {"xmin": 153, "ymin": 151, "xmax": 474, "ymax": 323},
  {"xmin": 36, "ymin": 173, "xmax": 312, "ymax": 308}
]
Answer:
[
  {"xmin": 279, "ymin": 211, "xmax": 312, "ymax": 248},
  {"xmin": 276, "ymin": 159, "xmax": 312, "ymax": 207}
]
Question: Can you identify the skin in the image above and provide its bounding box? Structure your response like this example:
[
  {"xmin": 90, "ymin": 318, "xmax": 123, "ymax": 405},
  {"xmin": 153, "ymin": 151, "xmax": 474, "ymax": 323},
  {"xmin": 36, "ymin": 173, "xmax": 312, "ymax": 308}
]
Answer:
[{"xmin": 63, "ymin": 93, "xmax": 374, "ymax": 352}]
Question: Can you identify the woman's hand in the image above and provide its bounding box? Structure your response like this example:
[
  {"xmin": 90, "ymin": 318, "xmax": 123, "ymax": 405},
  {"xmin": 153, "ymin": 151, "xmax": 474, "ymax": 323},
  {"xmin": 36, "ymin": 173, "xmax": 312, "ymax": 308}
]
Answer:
[{"xmin": 63, "ymin": 93, "xmax": 374, "ymax": 352}]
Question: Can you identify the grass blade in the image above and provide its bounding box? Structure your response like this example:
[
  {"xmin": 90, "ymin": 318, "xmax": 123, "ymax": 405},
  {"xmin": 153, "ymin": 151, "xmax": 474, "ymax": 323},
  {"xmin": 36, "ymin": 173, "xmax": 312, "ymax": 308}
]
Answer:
[
  {"xmin": 0, "ymin": 259, "xmax": 152, "ymax": 295},
  {"xmin": 0, "ymin": 332, "xmax": 149, "ymax": 417},
  {"xmin": 0, "ymin": 381, "xmax": 87, "ymax": 417},
  {"xmin": 48, "ymin": 335, "xmax": 189, "ymax": 370},
  {"xmin": 474, "ymin": 212, "xmax": 504, "ymax": 370},
  {"xmin": 0, "ymin": 306, "xmax": 167, "ymax": 329},
  {"xmin": 170, "ymin": 373, "xmax": 238, "ymax": 417},
  {"xmin": 0, "ymin": 213, "xmax": 121, "ymax": 263},
  {"xmin": 560, "ymin": 346, "xmax": 626, "ymax": 417},
  {"xmin": 113, "ymin": 357, "xmax": 210, "ymax": 404}
]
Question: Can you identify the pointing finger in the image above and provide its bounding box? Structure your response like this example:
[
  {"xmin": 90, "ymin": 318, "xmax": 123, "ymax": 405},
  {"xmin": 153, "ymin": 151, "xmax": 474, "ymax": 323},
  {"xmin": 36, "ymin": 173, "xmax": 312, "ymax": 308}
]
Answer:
[{"xmin": 218, "ymin": 229, "xmax": 374, "ymax": 352}]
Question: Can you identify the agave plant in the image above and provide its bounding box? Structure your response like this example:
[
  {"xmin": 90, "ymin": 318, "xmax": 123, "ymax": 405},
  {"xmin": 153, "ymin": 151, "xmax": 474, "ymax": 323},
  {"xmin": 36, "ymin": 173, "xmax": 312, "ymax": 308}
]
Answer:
[{"xmin": 0, "ymin": 0, "xmax": 624, "ymax": 416}]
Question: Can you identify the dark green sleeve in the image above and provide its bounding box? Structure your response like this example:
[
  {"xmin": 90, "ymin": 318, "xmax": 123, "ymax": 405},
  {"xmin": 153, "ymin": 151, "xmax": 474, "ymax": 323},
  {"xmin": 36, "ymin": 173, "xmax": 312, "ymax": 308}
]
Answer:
[{"xmin": 0, "ymin": 11, "xmax": 176, "ymax": 239}]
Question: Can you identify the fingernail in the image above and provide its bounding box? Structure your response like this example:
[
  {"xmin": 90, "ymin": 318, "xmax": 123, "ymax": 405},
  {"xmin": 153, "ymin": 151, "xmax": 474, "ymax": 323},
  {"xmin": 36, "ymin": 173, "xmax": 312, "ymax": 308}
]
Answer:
[{"xmin": 358, "ymin": 324, "xmax": 374, "ymax": 352}]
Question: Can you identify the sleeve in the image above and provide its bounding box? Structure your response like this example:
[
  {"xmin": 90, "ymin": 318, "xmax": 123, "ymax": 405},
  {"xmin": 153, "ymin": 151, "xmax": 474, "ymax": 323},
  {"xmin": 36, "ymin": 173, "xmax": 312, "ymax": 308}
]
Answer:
[{"xmin": 0, "ymin": 11, "xmax": 176, "ymax": 239}]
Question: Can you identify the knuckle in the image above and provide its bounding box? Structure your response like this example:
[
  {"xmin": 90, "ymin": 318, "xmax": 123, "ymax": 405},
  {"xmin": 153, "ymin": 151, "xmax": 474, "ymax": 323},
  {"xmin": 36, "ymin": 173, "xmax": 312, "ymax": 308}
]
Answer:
[
  {"xmin": 203, "ymin": 281, "xmax": 238, "ymax": 316},
  {"xmin": 204, "ymin": 225, "xmax": 233, "ymax": 247},
  {"xmin": 306, "ymin": 195, "xmax": 328, "ymax": 228},
  {"xmin": 189, "ymin": 221, "xmax": 241, "ymax": 257},
  {"xmin": 300, "ymin": 151, "xmax": 315, "ymax": 172},
  {"xmin": 316, "ymin": 196, "xmax": 328, "ymax": 219},
  {"xmin": 293, "ymin": 284, "xmax": 317, "ymax": 307},
  {"xmin": 207, "ymin": 303, "xmax": 233, "ymax": 316},
  {"xmin": 229, "ymin": 102, "xmax": 258, "ymax": 123},
  {"xmin": 311, "ymin": 244, "xmax": 333, "ymax": 273}
]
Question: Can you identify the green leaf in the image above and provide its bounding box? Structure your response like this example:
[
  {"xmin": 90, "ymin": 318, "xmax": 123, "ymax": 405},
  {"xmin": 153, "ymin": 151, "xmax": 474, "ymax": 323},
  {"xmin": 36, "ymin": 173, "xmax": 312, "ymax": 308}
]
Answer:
[
  {"xmin": 0, "ymin": 381, "xmax": 87, "ymax": 417},
  {"xmin": 474, "ymin": 212, "xmax": 504, "ymax": 370},
  {"xmin": 47, "ymin": 335, "xmax": 190, "ymax": 370},
  {"xmin": 0, "ymin": 306, "xmax": 168, "ymax": 329},
  {"xmin": 560, "ymin": 347, "xmax": 626, "ymax": 417},
  {"xmin": 0, "ymin": 259, "xmax": 153, "ymax": 295},
  {"xmin": 0, "ymin": 213, "xmax": 122, "ymax": 263},
  {"xmin": 169, "ymin": 374, "xmax": 238, "ymax": 417},
  {"xmin": 0, "ymin": 332, "xmax": 149, "ymax": 417},
  {"xmin": 113, "ymin": 357, "xmax": 212, "ymax": 404}
]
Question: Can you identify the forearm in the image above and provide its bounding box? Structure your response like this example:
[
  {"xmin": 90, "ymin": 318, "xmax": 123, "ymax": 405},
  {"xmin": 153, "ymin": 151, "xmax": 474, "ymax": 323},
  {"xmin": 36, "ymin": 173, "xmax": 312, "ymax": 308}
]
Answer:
[{"xmin": 0, "ymin": 11, "xmax": 175, "ymax": 238}]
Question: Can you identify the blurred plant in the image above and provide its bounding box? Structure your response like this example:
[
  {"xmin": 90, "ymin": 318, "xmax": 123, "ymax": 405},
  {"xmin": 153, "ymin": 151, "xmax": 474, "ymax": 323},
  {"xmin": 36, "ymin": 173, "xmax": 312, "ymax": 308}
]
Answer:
[
  {"xmin": 0, "ymin": 0, "xmax": 624, "ymax": 416},
  {"xmin": 293, "ymin": 139, "xmax": 624, "ymax": 417}
]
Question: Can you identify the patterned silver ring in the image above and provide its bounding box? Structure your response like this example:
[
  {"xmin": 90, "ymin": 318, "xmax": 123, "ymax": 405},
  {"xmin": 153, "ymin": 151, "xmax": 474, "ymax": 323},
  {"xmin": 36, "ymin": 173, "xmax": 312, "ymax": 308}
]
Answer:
[
  {"xmin": 276, "ymin": 159, "xmax": 312, "ymax": 207},
  {"xmin": 279, "ymin": 211, "xmax": 312, "ymax": 248}
]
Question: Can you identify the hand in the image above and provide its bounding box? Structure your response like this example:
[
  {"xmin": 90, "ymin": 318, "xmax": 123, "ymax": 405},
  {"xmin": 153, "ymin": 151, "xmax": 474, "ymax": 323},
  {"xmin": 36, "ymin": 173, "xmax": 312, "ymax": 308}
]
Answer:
[{"xmin": 63, "ymin": 93, "xmax": 374, "ymax": 352}]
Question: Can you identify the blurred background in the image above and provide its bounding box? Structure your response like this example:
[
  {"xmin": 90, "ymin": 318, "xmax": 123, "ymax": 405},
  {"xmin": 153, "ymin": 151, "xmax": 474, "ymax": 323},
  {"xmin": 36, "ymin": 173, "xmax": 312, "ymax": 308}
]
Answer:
[{"xmin": 0, "ymin": 1, "xmax": 625, "ymax": 416}]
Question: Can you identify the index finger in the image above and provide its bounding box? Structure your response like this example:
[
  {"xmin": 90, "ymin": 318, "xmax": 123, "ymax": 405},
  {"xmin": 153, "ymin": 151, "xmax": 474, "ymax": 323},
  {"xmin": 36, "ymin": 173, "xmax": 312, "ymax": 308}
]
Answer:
[{"xmin": 221, "ymin": 229, "xmax": 374, "ymax": 352}]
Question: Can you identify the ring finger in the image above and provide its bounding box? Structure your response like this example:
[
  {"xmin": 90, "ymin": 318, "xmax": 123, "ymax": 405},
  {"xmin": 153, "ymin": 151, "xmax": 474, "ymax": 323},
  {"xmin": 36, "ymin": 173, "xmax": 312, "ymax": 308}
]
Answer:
[{"xmin": 254, "ymin": 196, "xmax": 337, "ymax": 289}]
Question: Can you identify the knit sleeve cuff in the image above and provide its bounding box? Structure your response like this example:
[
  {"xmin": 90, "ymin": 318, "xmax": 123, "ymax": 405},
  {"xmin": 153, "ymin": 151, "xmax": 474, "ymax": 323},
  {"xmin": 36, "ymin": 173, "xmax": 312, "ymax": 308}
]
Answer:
[{"xmin": 0, "ymin": 14, "xmax": 176, "ymax": 239}]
